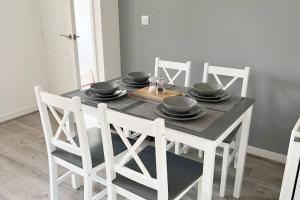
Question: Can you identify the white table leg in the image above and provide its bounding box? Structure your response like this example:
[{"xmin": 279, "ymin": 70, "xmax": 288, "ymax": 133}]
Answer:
[
  {"xmin": 233, "ymin": 106, "xmax": 253, "ymax": 198},
  {"xmin": 201, "ymin": 146, "xmax": 216, "ymax": 200},
  {"xmin": 66, "ymin": 114, "xmax": 81, "ymax": 189},
  {"xmin": 234, "ymin": 129, "xmax": 241, "ymax": 169}
]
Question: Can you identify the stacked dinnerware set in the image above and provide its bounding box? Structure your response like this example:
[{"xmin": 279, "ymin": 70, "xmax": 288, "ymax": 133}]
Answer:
[
  {"xmin": 187, "ymin": 83, "xmax": 231, "ymax": 103},
  {"xmin": 121, "ymin": 72, "xmax": 151, "ymax": 88},
  {"xmin": 155, "ymin": 96, "xmax": 207, "ymax": 121},
  {"xmin": 84, "ymin": 81, "xmax": 127, "ymax": 101},
  {"xmin": 84, "ymin": 72, "xmax": 151, "ymax": 101}
]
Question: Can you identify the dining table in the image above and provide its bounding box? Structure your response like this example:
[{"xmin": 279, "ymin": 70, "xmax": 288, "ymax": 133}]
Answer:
[{"xmin": 62, "ymin": 78, "xmax": 254, "ymax": 199}]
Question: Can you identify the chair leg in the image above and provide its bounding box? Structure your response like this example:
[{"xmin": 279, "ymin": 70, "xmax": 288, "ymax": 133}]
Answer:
[
  {"xmin": 175, "ymin": 142, "xmax": 180, "ymax": 155},
  {"xmin": 107, "ymin": 183, "xmax": 116, "ymax": 200},
  {"xmin": 84, "ymin": 174, "xmax": 93, "ymax": 200},
  {"xmin": 220, "ymin": 144, "xmax": 230, "ymax": 197},
  {"xmin": 49, "ymin": 158, "xmax": 58, "ymax": 200},
  {"xmin": 234, "ymin": 130, "xmax": 241, "ymax": 169},
  {"xmin": 197, "ymin": 178, "xmax": 202, "ymax": 200},
  {"xmin": 234, "ymin": 148, "xmax": 239, "ymax": 169},
  {"xmin": 71, "ymin": 174, "xmax": 81, "ymax": 190},
  {"xmin": 198, "ymin": 150, "xmax": 203, "ymax": 158}
]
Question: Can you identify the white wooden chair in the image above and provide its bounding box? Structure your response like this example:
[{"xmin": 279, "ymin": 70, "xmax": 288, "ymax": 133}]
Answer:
[
  {"xmin": 176, "ymin": 63, "xmax": 250, "ymax": 197},
  {"xmin": 154, "ymin": 57, "xmax": 191, "ymax": 87},
  {"xmin": 98, "ymin": 103, "xmax": 203, "ymax": 200},
  {"xmin": 34, "ymin": 86, "xmax": 133, "ymax": 200},
  {"xmin": 155, "ymin": 57, "xmax": 192, "ymax": 152}
]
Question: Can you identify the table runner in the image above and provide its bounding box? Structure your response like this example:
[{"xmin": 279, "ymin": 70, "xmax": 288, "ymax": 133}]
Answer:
[
  {"xmin": 125, "ymin": 101, "xmax": 224, "ymax": 133},
  {"xmin": 196, "ymin": 96, "xmax": 243, "ymax": 112}
]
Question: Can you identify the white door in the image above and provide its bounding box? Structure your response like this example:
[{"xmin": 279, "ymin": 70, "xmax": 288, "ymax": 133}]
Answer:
[{"xmin": 38, "ymin": 0, "xmax": 80, "ymax": 94}]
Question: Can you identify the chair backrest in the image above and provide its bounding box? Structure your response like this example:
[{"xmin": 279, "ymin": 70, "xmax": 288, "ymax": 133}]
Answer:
[
  {"xmin": 203, "ymin": 63, "xmax": 250, "ymax": 97},
  {"xmin": 34, "ymin": 86, "xmax": 92, "ymax": 170},
  {"xmin": 98, "ymin": 103, "xmax": 168, "ymax": 199},
  {"xmin": 154, "ymin": 57, "xmax": 192, "ymax": 87}
]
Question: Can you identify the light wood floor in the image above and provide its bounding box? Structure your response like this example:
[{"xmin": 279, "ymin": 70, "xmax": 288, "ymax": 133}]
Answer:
[{"xmin": 0, "ymin": 112, "xmax": 284, "ymax": 200}]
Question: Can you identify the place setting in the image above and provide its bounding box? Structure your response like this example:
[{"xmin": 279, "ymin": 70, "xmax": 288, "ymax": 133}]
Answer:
[
  {"xmin": 187, "ymin": 82, "xmax": 231, "ymax": 103},
  {"xmin": 84, "ymin": 81, "xmax": 127, "ymax": 101},
  {"xmin": 121, "ymin": 72, "xmax": 151, "ymax": 88},
  {"xmin": 155, "ymin": 96, "xmax": 207, "ymax": 121}
]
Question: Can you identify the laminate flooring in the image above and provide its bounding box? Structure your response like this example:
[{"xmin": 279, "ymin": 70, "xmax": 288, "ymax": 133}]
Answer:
[{"xmin": 0, "ymin": 112, "xmax": 284, "ymax": 200}]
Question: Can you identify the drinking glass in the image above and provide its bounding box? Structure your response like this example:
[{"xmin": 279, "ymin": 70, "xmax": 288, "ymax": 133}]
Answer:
[
  {"xmin": 156, "ymin": 77, "xmax": 165, "ymax": 94},
  {"xmin": 148, "ymin": 76, "xmax": 157, "ymax": 93}
]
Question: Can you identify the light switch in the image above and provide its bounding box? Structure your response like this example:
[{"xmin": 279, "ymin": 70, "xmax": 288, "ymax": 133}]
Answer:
[{"xmin": 141, "ymin": 15, "xmax": 150, "ymax": 25}]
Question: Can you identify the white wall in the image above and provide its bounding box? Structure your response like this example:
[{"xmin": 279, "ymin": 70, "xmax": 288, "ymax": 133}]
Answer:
[{"xmin": 0, "ymin": 0, "xmax": 47, "ymax": 122}]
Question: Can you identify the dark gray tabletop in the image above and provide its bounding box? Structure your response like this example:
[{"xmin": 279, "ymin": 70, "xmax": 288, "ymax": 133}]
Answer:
[{"xmin": 62, "ymin": 84, "xmax": 254, "ymax": 141}]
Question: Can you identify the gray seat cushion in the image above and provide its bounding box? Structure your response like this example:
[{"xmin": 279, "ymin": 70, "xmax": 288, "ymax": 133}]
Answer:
[
  {"xmin": 52, "ymin": 127, "xmax": 135, "ymax": 168},
  {"xmin": 113, "ymin": 146, "xmax": 203, "ymax": 200},
  {"xmin": 223, "ymin": 123, "xmax": 242, "ymax": 144}
]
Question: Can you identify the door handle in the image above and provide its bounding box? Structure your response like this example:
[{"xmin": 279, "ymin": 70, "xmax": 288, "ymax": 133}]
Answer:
[
  {"xmin": 73, "ymin": 34, "xmax": 80, "ymax": 40},
  {"xmin": 60, "ymin": 34, "xmax": 73, "ymax": 40}
]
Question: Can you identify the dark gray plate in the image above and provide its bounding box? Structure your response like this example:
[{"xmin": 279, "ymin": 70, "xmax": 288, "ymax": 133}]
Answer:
[
  {"xmin": 161, "ymin": 104, "xmax": 202, "ymax": 117},
  {"xmin": 193, "ymin": 82, "xmax": 222, "ymax": 95},
  {"xmin": 162, "ymin": 96, "xmax": 197, "ymax": 113},
  {"xmin": 122, "ymin": 78, "xmax": 149, "ymax": 88},
  {"xmin": 84, "ymin": 89, "xmax": 127, "ymax": 101},
  {"xmin": 93, "ymin": 89, "xmax": 122, "ymax": 98},
  {"xmin": 127, "ymin": 72, "xmax": 151, "ymax": 82},
  {"xmin": 125, "ymin": 83, "xmax": 149, "ymax": 88},
  {"xmin": 156, "ymin": 104, "xmax": 207, "ymax": 121},
  {"xmin": 189, "ymin": 89, "xmax": 226, "ymax": 99},
  {"xmin": 90, "ymin": 81, "xmax": 120, "ymax": 94},
  {"xmin": 187, "ymin": 90, "xmax": 231, "ymax": 103},
  {"xmin": 122, "ymin": 77, "xmax": 149, "ymax": 85}
]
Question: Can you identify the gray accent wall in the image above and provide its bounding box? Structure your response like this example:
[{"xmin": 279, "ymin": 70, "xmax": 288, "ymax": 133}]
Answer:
[{"xmin": 118, "ymin": 0, "xmax": 300, "ymax": 154}]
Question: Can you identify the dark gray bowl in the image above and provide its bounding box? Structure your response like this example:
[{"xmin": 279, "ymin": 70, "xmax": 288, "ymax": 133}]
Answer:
[
  {"xmin": 162, "ymin": 96, "xmax": 197, "ymax": 113},
  {"xmin": 90, "ymin": 81, "xmax": 120, "ymax": 94},
  {"xmin": 193, "ymin": 82, "xmax": 222, "ymax": 96},
  {"xmin": 127, "ymin": 72, "xmax": 151, "ymax": 82}
]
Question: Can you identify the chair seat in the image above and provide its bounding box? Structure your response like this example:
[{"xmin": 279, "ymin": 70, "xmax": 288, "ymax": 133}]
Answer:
[
  {"xmin": 223, "ymin": 123, "xmax": 242, "ymax": 144},
  {"xmin": 52, "ymin": 127, "xmax": 134, "ymax": 168},
  {"xmin": 113, "ymin": 146, "xmax": 203, "ymax": 200}
]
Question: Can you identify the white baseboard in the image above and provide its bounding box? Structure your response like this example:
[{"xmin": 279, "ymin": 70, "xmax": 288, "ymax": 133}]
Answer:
[
  {"xmin": 0, "ymin": 105, "xmax": 38, "ymax": 123},
  {"xmin": 247, "ymin": 145, "xmax": 286, "ymax": 164}
]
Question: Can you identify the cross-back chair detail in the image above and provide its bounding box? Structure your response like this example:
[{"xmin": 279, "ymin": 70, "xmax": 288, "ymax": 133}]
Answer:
[
  {"xmin": 99, "ymin": 103, "xmax": 203, "ymax": 200},
  {"xmin": 154, "ymin": 57, "xmax": 192, "ymax": 152},
  {"xmin": 35, "ymin": 86, "xmax": 107, "ymax": 200},
  {"xmin": 177, "ymin": 63, "xmax": 251, "ymax": 197},
  {"xmin": 203, "ymin": 62, "xmax": 250, "ymax": 97},
  {"xmin": 35, "ymin": 87, "xmax": 90, "ymax": 160},
  {"xmin": 48, "ymin": 106, "xmax": 80, "ymax": 152},
  {"xmin": 98, "ymin": 103, "xmax": 169, "ymax": 198},
  {"xmin": 202, "ymin": 63, "xmax": 250, "ymax": 197},
  {"xmin": 154, "ymin": 57, "xmax": 192, "ymax": 87},
  {"xmin": 113, "ymin": 125, "xmax": 152, "ymax": 180}
]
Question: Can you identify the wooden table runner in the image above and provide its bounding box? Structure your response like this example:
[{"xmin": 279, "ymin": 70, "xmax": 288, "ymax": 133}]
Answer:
[{"xmin": 129, "ymin": 86, "xmax": 182, "ymax": 102}]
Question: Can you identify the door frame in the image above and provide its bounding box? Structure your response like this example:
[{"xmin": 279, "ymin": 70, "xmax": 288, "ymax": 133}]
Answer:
[
  {"xmin": 89, "ymin": 0, "xmax": 103, "ymax": 82},
  {"xmin": 69, "ymin": 0, "xmax": 81, "ymax": 89},
  {"xmin": 89, "ymin": 0, "xmax": 121, "ymax": 82},
  {"xmin": 74, "ymin": 0, "xmax": 121, "ymax": 83}
]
